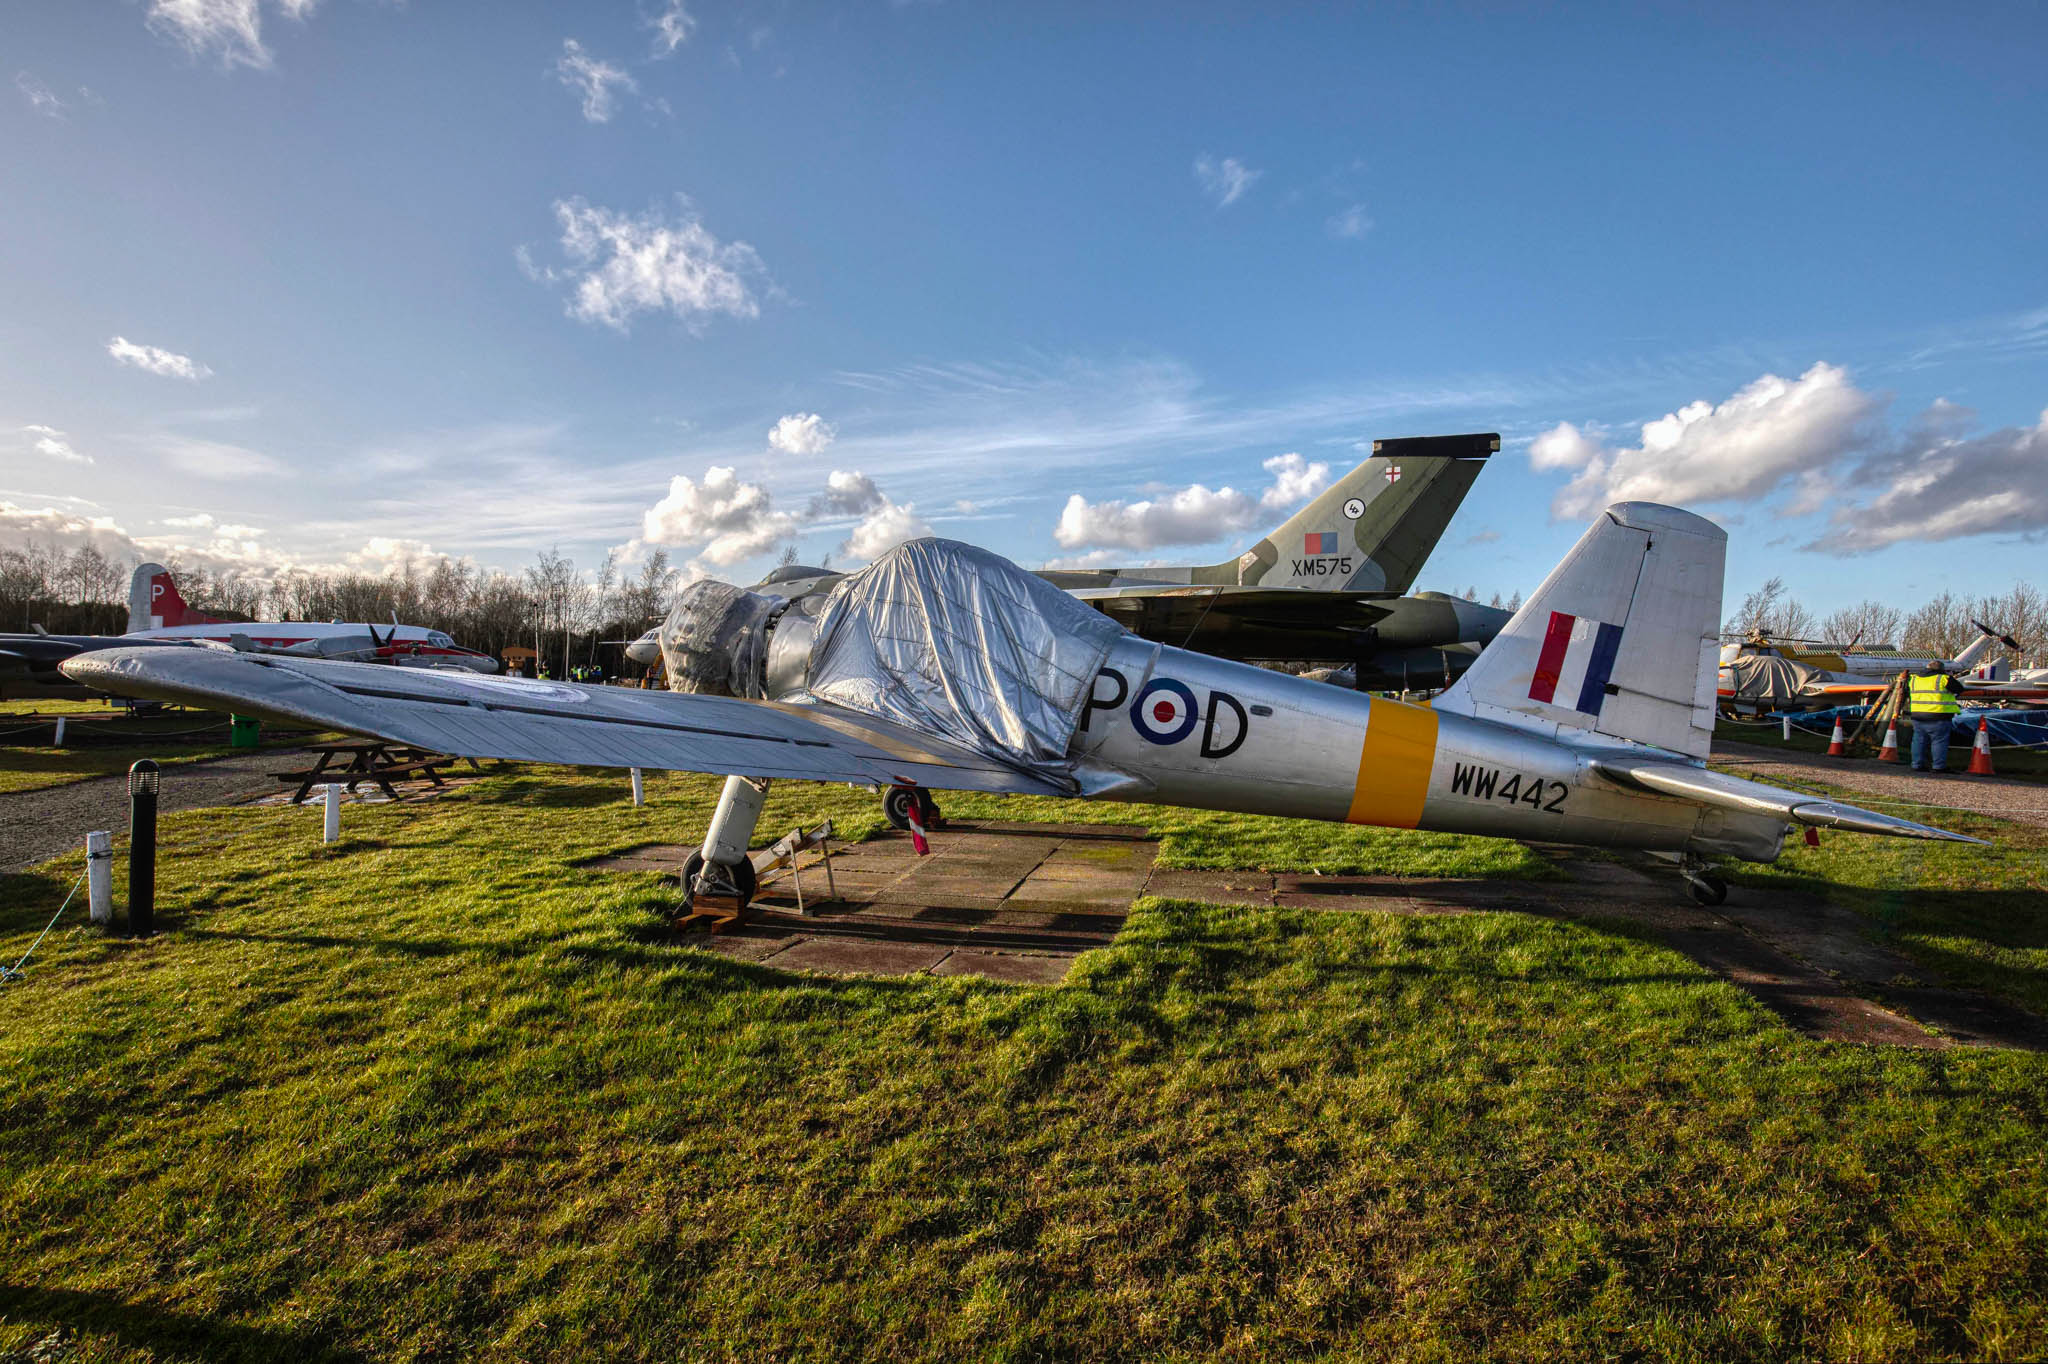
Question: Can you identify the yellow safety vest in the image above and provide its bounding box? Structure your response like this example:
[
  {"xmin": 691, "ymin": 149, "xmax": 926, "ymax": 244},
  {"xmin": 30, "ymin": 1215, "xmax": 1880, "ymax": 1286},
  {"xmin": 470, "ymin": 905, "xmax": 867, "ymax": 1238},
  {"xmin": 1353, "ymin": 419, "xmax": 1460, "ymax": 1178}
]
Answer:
[{"xmin": 1907, "ymin": 673, "xmax": 1960, "ymax": 716}]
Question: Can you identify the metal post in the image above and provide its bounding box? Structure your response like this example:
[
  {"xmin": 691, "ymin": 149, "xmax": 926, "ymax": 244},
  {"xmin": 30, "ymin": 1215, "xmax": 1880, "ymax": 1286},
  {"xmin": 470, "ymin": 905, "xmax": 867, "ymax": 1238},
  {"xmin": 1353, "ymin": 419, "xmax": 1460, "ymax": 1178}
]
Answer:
[
  {"xmin": 53, "ymin": 716, "xmax": 66, "ymax": 747},
  {"xmin": 128, "ymin": 760, "xmax": 160, "ymax": 938},
  {"xmin": 1782, "ymin": 714, "xmax": 1791, "ymax": 741},
  {"xmin": 630, "ymin": 768, "xmax": 645, "ymax": 806},
  {"xmin": 86, "ymin": 831, "xmax": 112, "ymax": 925},
  {"xmin": 321, "ymin": 783, "xmax": 342, "ymax": 843}
]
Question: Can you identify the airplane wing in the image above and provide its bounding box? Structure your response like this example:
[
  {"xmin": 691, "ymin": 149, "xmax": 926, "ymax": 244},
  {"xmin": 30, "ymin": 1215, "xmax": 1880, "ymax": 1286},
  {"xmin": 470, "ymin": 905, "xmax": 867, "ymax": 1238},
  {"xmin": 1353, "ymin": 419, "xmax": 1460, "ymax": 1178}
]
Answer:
[
  {"xmin": 1589, "ymin": 755, "xmax": 1982, "ymax": 843},
  {"xmin": 1069, "ymin": 585, "xmax": 1395, "ymax": 659},
  {"xmin": 59, "ymin": 646, "xmax": 1070, "ymax": 796}
]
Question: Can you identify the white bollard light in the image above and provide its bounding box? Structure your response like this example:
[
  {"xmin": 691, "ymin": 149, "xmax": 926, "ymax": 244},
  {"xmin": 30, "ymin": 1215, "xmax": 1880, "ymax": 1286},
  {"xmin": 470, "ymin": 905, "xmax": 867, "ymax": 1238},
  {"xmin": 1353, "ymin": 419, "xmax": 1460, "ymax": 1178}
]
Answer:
[
  {"xmin": 321, "ymin": 783, "xmax": 342, "ymax": 844},
  {"xmin": 1782, "ymin": 715, "xmax": 1792, "ymax": 741},
  {"xmin": 630, "ymin": 768, "xmax": 645, "ymax": 806},
  {"xmin": 53, "ymin": 716, "xmax": 66, "ymax": 747},
  {"xmin": 86, "ymin": 830, "xmax": 112, "ymax": 924}
]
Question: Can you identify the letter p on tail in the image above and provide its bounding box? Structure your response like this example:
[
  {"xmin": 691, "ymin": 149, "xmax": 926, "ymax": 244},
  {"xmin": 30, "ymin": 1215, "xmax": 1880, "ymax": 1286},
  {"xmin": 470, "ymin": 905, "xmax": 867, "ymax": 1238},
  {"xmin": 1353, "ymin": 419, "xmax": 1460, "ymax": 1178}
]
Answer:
[{"xmin": 1434, "ymin": 502, "xmax": 1725, "ymax": 759}]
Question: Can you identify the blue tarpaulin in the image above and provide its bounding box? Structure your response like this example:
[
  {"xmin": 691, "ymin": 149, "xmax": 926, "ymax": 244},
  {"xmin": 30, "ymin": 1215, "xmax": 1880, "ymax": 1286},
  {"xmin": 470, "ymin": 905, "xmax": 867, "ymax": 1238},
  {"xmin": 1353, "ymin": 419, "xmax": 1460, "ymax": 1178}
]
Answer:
[{"xmin": 1767, "ymin": 705, "xmax": 2048, "ymax": 748}]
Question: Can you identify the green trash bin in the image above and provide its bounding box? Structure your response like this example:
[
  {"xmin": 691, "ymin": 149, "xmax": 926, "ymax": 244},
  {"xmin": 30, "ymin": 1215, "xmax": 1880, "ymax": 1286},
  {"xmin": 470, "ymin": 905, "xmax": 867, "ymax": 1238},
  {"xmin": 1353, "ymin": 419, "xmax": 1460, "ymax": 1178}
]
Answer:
[{"xmin": 229, "ymin": 715, "xmax": 261, "ymax": 749}]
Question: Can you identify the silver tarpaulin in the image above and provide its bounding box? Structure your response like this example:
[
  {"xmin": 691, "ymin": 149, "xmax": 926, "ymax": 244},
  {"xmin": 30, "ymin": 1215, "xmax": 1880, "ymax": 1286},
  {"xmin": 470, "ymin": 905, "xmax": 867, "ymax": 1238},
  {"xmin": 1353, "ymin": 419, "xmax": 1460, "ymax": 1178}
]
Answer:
[{"xmin": 801, "ymin": 539, "xmax": 1127, "ymax": 786}]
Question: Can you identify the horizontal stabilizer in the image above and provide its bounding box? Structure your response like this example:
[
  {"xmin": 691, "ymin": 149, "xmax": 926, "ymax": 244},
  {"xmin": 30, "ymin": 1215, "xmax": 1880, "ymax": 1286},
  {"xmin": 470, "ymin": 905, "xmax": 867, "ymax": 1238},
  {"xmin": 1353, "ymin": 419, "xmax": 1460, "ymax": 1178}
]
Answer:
[{"xmin": 1590, "ymin": 756, "xmax": 1981, "ymax": 843}]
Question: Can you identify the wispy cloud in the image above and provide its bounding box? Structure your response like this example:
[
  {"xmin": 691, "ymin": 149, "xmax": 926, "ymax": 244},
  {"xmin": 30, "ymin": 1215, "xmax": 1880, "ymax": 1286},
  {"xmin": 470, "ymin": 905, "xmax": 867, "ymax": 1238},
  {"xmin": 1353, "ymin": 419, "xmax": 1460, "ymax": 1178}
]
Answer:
[
  {"xmin": 554, "ymin": 39, "xmax": 636, "ymax": 123},
  {"xmin": 1193, "ymin": 154, "xmax": 1261, "ymax": 208},
  {"xmin": 144, "ymin": 0, "xmax": 320, "ymax": 71},
  {"xmin": 522, "ymin": 196, "xmax": 770, "ymax": 333},
  {"xmin": 107, "ymin": 336, "xmax": 213, "ymax": 380},
  {"xmin": 21, "ymin": 425, "xmax": 91, "ymax": 465},
  {"xmin": 648, "ymin": 0, "xmax": 695, "ymax": 57},
  {"xmin": 15, "ymin": 71, "xmax": 66, "ymax": 118},
  {"xmin": 1327, "ymin": 204, "xmax": 1372, "ymax": 240}
]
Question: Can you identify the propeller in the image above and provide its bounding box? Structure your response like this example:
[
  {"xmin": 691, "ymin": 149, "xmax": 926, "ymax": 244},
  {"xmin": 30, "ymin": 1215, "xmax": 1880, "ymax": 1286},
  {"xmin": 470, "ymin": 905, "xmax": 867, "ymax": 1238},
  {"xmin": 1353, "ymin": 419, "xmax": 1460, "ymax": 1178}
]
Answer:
[{"xmin": 1973, "ymin": 617, "xmax": 2023, "ymax": 651}]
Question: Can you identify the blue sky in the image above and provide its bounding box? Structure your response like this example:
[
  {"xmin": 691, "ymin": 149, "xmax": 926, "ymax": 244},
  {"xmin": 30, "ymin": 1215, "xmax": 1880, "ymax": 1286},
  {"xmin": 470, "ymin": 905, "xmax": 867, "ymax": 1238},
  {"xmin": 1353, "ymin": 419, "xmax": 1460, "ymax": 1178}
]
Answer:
[{"xmin": 3, "ymin": 0, "xmax": 2045, "ymax": 617}]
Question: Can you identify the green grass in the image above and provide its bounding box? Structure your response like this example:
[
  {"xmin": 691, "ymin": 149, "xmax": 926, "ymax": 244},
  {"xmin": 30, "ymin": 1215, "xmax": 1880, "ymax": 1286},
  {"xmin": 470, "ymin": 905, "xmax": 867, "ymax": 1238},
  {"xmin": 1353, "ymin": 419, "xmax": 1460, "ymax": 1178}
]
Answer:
[
  {"xmin": 0, "ymin": 697, "xmax": 133, "ymax": 717},
  {"xmin": 0, "ymin": 769, "xmax": 2044, "ymax": 1361},
  {"xmin": 1728, "ymin": 782, "xmax": 2048, "ymax": 1017},
  {"xmin": 0, "ymin": 713, "xmax": 311, "ymax": 794}
]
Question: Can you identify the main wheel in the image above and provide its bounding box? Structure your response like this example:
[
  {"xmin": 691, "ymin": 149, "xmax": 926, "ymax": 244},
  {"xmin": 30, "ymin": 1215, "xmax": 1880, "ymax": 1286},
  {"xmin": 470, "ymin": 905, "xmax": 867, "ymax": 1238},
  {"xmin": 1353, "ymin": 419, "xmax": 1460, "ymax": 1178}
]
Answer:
[
  {"xmin": 1686, "ymin": 872, "xmax": 1728, "ymax": 907},
  {"xmin": 681, "ymin": 850, "xmax": 757, "ymax": 908},
  {"xmin": 883, "ymin": 786, "xmax": 920, "ymax": 830}
]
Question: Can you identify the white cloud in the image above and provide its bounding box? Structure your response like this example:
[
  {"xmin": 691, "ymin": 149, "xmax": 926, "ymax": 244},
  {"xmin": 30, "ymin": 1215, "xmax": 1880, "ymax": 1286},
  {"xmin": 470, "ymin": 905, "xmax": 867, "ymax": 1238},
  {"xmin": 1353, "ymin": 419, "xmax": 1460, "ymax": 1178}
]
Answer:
[
  {"xmin": 554, "ymin": 39, "xmax": 636, "ymax": 123},
  {"xmin": 1327, "ymin": 204, "xmax": 1372, "ymax": 239},
  {"xmin": 842, "ymin": 500, "xmax": 931, "ymax": 563},
  {"xmin": 811, "ymin": 468, "xmax": 883, "ymax": 517},
  {"xmin": 639, "ymin": 466, "xmax": 796, "ymax": 565},
  {"xmin": 768, "ymin": 412, "xmax": 836, "ymax": 456},
  {"xmin": 649, "ymin": 0, "xmax": 695, "ymax": 56},
  {"xmin": 1052, "ymin": 452, "xmax": 1328, "ymax": 551},
  {"xmin": 1536, "ymin": 363, "xmax": 1881, "ymax": 520},
  {"xmin": 1259, "ymin": 451, "xmax": 1329, "ymax": 509},
  {"xmin": 1808, "ymin": 407, "xmax": 2048, "ymax": 554},
  {"xmin": 529, "ymin": 197, "xmax": 770, "ymax": 333},
  {"xmin": 1193, "ymin": 154, "xmax": 1261, "ymax": 208},
  {"xmin": 16, "ymin": 72, "xmax": 66, "ymax": 117},
  {"xmin": 21, "ymin": 425, "xmax": 90, "ymax": 465},
  {"xmin": 144, "ymin": 0, "xmax": 318, "ymax": 71},
  {"xmin": 107, "ymin": 336, "xmax": 213, "ymax": 380}
]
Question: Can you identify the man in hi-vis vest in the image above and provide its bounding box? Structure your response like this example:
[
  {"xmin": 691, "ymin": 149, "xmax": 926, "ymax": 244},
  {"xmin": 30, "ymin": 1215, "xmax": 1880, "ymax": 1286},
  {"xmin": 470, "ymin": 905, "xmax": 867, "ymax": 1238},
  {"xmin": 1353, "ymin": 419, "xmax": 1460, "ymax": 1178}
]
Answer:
[{"xmin": 1905, "ymin": 661, "xmax": 1965, "ymax": 773}]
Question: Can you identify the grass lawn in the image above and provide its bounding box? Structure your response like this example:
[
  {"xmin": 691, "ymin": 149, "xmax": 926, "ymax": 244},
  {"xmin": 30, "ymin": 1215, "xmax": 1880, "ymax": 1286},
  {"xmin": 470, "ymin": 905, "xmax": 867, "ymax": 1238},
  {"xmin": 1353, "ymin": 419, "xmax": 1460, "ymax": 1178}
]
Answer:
[
  {"xmin": 0, "ymin": 713, "xmax": 312, "ymax": 795},
  {"xmin": 0, "ymin": 769, "xmax": 2044, "ymax": 1361},
  {"xmin": 1729, "ymin": 782, "xmax": 2048, "ymax": 1017}
]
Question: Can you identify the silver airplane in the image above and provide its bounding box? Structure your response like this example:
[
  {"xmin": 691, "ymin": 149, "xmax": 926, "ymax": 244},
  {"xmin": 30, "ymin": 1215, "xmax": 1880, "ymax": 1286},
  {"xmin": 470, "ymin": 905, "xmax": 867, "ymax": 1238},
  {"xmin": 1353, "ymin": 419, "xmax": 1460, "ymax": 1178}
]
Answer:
[{"xmin": 62, "ymin": 502, "xmax": 1974, "ymax": 910}]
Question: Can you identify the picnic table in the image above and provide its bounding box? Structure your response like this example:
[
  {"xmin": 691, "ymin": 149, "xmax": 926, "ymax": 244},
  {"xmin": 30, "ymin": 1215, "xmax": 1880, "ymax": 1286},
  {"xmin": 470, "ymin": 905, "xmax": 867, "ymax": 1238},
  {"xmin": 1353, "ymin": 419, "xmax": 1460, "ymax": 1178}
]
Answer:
[{"xmin": 277, "ymin": 740, "xmax": 478, "ymax": 804}]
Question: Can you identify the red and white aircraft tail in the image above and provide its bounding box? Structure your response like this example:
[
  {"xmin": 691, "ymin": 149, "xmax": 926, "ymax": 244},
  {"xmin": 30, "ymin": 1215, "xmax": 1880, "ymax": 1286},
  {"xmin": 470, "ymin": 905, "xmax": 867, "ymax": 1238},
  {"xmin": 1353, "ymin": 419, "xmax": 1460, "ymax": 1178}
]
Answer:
[{"xmin": 129, "ymin": 562, "xmax": 225, "ymax": 633}]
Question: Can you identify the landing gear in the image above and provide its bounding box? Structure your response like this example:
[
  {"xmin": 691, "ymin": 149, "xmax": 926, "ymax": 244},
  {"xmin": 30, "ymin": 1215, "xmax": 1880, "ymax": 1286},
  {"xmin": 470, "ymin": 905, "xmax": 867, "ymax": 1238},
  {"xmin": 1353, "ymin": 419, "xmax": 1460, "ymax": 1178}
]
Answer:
[
  {"xmin": 882, "ymin": 784, "xmax": 943, "ymax": 831},
  {"xmin": 681, "ymin": 848, "xmax": 758, "ymax": 910}
]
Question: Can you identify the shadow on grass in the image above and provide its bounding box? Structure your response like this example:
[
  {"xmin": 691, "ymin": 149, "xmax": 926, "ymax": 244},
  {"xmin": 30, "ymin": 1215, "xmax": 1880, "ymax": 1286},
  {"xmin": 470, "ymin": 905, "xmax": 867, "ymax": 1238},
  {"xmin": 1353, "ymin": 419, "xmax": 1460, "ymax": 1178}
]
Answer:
[{"xmin": 0, "ymin": 1282, "xmax": 364, "ymax": 1364}]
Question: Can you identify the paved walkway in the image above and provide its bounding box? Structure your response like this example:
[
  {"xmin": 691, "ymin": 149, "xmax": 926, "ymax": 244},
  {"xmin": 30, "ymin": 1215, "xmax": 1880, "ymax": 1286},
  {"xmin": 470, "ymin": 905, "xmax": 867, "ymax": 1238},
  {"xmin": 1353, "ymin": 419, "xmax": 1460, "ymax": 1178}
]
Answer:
[
  {"xmin": 0, "ymin": 749, "xmax": 316, "ymax": 872},
  {"xmin": 1714, "ymin": 740, "xmax": 2048, "ymax": 829},
  {"xmin": 588, "ymin": 819, "xmax": 2046, "ymax": 1051}
]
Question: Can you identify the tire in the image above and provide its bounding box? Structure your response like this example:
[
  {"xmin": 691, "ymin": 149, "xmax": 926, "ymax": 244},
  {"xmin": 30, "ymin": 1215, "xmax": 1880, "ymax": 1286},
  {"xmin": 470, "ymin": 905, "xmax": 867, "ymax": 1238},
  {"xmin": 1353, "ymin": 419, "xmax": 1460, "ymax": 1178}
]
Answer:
[
  {"xmin": 883, "ymin": 786, "xmax": 919, "ymax": 831},
  {"xmin": 1686, "ymin": 872, "xmax": 1728, "ymax": 907},
  {"xmin": 681, "ymin": 849, "xmax": 757, "ymax": 908}
]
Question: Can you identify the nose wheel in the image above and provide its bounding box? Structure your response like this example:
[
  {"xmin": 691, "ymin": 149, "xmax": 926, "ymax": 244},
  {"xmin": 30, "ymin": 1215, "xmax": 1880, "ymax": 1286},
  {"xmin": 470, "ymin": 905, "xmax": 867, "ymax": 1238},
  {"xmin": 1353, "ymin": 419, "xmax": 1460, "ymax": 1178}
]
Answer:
[
  {"xmin": 1683, "ymin": 870, "xmax": 1728, "ymax": 907},
  {"xmin": 681, "ymin": 849, "xmax": 758, "ymax": 911}
]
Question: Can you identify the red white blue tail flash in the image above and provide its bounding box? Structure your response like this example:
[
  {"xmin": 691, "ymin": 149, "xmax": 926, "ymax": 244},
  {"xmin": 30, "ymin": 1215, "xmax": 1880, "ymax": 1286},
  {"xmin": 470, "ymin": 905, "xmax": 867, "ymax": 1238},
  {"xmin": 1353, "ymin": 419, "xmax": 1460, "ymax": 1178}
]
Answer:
[{"xmin": 1528, "ymin": 610, "xmax": 1624, "ymax": 716}]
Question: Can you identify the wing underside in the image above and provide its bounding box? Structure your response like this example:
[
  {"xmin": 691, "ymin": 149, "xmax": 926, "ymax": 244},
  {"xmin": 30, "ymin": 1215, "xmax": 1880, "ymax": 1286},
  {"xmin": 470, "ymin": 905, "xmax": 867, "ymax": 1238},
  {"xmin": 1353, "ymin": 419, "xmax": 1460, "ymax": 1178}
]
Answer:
[
  {"xmin": 1590, "ymin": 755, "xmax": 1982, "ymax": 843},
  {"xmin": 61, "ymin": 646, "xmax": 1067, "ymax": 796}
]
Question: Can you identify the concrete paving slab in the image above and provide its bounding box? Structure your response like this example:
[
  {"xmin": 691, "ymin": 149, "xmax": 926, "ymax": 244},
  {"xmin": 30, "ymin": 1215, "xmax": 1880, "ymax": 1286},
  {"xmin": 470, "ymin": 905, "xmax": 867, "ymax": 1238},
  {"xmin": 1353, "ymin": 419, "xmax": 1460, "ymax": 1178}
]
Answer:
[
  {"xmin": 767, "ymin": 939, "xmax": 953, "ymax": 977},
  {"xmin": 933, "ymin": 952, "xmax": 1077, "ymax": 985},
  {"xmin": 1142, "ymin": 869, "xmax": 1276, "ymax": 905}
]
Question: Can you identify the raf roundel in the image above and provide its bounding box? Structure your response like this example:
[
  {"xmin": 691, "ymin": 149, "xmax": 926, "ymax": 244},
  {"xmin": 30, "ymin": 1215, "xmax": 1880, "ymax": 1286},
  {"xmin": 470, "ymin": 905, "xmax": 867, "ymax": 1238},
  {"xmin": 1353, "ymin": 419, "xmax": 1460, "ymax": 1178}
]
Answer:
[
  {"xmin": 1129, "ymin": 678, "xmax": 1199, "ymax": 745},
  {"xmin": 1342, "ymin": 496, "xmax": 1365, "ymax": 520}
]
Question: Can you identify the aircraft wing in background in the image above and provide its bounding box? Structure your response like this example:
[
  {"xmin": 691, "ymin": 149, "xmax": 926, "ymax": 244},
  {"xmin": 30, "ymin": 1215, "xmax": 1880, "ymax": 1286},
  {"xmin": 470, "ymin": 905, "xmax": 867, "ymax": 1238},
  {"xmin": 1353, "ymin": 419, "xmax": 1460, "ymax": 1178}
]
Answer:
[{"xmin": 60, "ymin": 646, "xmax": 1069, "ymax": 796}]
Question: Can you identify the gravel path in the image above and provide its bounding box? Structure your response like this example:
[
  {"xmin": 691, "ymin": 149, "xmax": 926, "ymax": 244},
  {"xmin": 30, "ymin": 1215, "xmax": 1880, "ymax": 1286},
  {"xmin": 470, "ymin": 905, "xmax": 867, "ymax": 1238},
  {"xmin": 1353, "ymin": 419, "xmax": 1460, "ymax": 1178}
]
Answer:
[
  {"xmin": 1713, "ymin": 740, "xmax": 2048, "ymax": 830},
  {"xmin": 0, "ymin": 748, "xmax": 316, "ymax": 872}
]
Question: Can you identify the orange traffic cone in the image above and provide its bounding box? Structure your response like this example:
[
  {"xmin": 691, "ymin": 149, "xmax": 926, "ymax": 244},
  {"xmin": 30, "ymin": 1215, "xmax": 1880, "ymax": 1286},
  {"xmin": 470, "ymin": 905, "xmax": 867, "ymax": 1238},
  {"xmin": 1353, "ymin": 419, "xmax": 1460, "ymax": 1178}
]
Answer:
[
  {"xmin": 1826, "ymin": 717, "xmax": 1847, "ymax": 757},
  {"xmin": 1877, "ymin": 720, "xmax": 1901, "ymax": 763},
  {"xmin": 1967, "ymin": 716, "xmax": 1996, "ymax": 776}
]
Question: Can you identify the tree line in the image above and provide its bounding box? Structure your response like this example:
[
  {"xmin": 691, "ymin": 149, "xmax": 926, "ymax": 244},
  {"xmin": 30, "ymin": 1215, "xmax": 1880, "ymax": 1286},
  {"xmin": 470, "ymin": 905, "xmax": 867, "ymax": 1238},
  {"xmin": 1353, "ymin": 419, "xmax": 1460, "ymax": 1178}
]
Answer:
[
  {"xmin": 8, "ymin": 537, "xmax": 2044, "ymax": 670},
  {"xmin": 0, "ymin": 541, "xmax": 682, "ymax": 678}
]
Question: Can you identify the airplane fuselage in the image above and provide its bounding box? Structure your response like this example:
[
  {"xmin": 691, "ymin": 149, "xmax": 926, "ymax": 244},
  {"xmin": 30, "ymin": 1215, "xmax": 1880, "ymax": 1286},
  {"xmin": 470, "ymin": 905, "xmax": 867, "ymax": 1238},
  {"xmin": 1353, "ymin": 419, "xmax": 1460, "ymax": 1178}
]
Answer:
[{"xmin": 1073, "ymin": 637, "xmax": 1785, "ymax": 862}]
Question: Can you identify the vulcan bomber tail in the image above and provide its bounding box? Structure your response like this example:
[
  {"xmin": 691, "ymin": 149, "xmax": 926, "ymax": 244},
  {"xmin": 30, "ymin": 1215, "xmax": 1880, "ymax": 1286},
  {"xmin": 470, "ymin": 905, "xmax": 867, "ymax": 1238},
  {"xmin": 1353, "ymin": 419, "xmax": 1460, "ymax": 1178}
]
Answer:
[{"xmin": 1220, "ymin": 432, "xmax": 1497, "ymax": 593}]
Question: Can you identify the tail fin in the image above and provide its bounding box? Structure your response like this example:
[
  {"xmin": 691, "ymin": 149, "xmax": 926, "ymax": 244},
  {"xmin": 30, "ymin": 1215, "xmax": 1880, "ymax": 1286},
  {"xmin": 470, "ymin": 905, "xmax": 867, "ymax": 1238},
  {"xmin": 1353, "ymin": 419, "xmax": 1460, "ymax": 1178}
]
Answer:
[
  {"xmin": 1223, "ymin": 432, "xmax": 1496, "ymax": 593},
  {"xmin": 127, "ymin": 562, "xmax": 221, "ymax": 633},
  {"xmin": 1434, "ymin": 502, "xmax": 1725, "ymax": 759}
]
